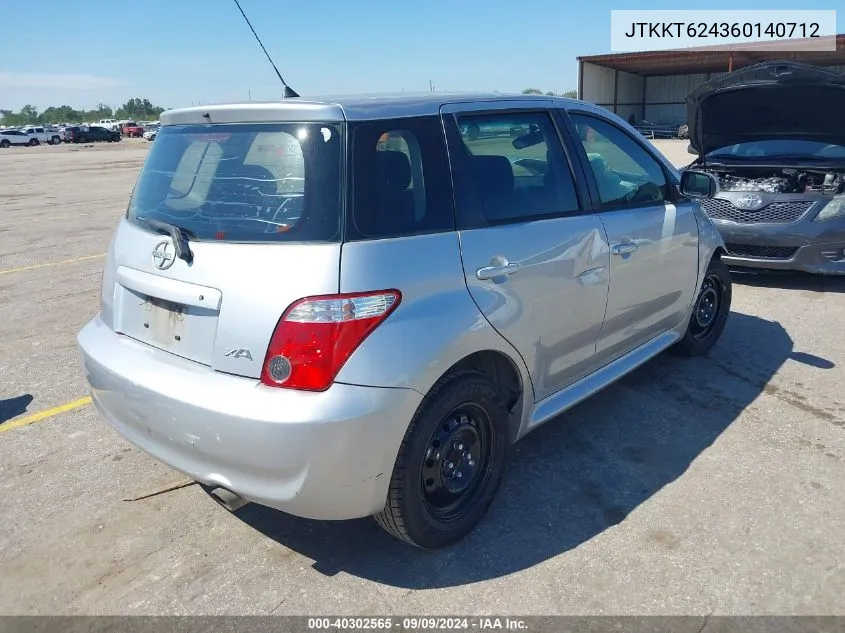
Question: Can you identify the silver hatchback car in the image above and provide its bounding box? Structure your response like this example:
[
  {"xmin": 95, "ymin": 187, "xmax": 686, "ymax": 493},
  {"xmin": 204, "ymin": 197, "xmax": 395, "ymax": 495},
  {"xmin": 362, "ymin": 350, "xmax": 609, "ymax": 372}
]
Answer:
[{"xmin": 78, "ymin": 93, "xmax": 730, "ymax": 548}]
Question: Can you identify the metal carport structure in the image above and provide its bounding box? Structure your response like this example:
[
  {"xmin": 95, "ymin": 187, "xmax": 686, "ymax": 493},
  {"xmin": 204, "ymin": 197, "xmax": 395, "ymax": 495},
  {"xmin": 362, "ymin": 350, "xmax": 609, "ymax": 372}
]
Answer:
[{"xmin": 577, "ymin": 34, "xmax": 845, "ymax": 127}]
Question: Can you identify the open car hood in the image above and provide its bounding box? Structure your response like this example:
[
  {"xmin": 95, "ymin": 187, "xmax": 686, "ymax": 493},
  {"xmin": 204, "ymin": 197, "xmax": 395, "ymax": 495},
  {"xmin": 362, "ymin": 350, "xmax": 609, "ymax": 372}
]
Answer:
[{"xmin": 687, "ymin": 61, "xmax": 845, "ymax": 156}]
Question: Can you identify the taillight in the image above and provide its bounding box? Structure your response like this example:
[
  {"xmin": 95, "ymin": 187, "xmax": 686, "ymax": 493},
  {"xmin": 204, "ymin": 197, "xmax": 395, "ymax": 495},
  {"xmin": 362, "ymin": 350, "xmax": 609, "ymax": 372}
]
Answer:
[{"xmin": 260, "ymin": 290, "xmax": 401, "ymax": 392}]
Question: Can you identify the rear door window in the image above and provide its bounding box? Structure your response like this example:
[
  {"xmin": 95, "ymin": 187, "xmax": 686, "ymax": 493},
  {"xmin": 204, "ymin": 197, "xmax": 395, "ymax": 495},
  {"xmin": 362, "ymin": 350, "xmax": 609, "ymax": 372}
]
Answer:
[
  {"xmin": 348, "ymin": 116, "xmax": 454, "ymax": 240},
  {"xmin": 127, "ymin": 123, "xmax": 343, "ymax": 243}
]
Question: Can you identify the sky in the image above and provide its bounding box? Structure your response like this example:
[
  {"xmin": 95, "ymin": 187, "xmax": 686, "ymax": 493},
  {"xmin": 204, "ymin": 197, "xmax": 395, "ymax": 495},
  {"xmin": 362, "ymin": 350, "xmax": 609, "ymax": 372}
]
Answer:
[{"xmin": 0, "ymin": 0, "xmax": 842, "ymax": 112}]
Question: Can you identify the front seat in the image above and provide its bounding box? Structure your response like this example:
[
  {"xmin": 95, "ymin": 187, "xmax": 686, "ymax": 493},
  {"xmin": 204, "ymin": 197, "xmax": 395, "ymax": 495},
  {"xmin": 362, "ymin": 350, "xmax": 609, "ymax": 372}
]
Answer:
[{"xmin": 469, "ymin": 155, "xmax": 514, "ymax": 221}]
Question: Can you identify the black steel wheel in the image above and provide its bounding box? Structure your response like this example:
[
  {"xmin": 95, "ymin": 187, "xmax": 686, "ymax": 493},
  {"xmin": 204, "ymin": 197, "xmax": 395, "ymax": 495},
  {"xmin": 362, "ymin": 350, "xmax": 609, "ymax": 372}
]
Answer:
[
  {"xmin": 421, "ymin": 403, "xmax": 497, "ymax": 523},
  {"xmin": 675, "ymin": 256, "xmax": 732, "ymax": 356},
  {"xmin": 689, "ymin": 273, "xmax": 722, "ymax": 341},
  {"xmin": 375, "ymin": 370, "xmax": 509, "ymax": 548}
]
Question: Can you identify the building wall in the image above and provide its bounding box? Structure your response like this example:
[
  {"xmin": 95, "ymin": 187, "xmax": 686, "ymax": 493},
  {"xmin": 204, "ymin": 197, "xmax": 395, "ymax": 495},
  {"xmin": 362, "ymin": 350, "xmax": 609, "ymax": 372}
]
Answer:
[
  {"xmin": 579, "ymin": 61, "xmax": 644, "ymax": 122},
  {"xmin": 642, "ymin": 72, "xmax": 726, "ymax": 124},
  {"xmin": 580, "ymin": 61, "xmax": 845, "ymax": 127},
  {"xmin": 580, "ymin": 62, "xmax": 720, "ymax": 125},
  {"xmin": 643, "ymin": 63, "xmax": 845, "ymax": 122}
]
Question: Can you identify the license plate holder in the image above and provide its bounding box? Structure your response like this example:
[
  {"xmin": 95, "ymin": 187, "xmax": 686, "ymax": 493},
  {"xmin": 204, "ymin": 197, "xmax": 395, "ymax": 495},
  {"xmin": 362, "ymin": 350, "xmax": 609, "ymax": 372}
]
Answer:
[{"xmin": 141, "ymin": 295, "xmax": 186, "ymax": 346}]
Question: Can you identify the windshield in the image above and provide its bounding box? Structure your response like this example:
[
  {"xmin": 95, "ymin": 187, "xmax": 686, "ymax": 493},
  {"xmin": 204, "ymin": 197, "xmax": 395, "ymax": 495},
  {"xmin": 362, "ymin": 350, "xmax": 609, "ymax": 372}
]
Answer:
[
  {"xmin": 127, "ymin": 123, "xmax": 343, "ymax": 243},
  {"xmin": 707, "ymin": 140, "xmax": 845, "ymax": 160}
]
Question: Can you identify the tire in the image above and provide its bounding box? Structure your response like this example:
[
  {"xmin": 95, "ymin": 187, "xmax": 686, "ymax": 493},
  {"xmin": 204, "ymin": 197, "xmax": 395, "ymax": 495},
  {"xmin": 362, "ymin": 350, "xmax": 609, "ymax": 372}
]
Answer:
[
  {"xmin": 0, "ymin": 140, "xmax": 9, "ymax": 148},
  {"xmin": 674, "ymin": 256, "xmax": 732, "ymax": 356},
  {"xmin": 29, "ymin": 138, "xmax": 39, "ymax": 146},
  {"xmin": 375, "ymin": 370, "xmax": 509, "ymax": 548},
  {"xmin": 51, "ymin": 136, "xmax": 61, "ymax": 145}
]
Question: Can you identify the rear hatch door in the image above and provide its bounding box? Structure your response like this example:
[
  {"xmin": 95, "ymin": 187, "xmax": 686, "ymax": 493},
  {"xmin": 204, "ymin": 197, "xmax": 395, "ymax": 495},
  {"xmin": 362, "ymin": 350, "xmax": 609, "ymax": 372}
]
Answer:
[{"xmin": 104, "ymin": 118, "xmax": 345, "ymax": 379}]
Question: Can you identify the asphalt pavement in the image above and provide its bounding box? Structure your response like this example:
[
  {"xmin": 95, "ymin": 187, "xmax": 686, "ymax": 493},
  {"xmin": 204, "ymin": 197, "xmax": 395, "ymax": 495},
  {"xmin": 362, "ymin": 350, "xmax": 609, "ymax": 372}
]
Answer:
[{"xmin": 0, "ymin": 138, "xmax": 843, "ymax": 615}]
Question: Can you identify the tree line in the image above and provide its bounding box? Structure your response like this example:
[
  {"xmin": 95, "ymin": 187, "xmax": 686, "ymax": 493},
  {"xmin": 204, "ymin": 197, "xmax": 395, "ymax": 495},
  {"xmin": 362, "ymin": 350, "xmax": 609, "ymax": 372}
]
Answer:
[
  {"xmin": 1, "ymin": 92, "xmax": 578, "ymax": 127},
  {"xmin": 0, "ymin": 98, "xmax": 167, "ymax": 127},
  {"xmin": 523, "ymin": 88, "xmax": 578, "ymax": 98}
]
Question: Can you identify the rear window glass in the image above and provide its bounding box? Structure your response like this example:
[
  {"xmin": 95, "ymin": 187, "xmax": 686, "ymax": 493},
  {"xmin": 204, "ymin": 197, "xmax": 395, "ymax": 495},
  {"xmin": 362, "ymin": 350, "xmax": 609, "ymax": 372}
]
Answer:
[{"xmin": 127, "ymin": 123, "xmax": 342, "ymax": 243}]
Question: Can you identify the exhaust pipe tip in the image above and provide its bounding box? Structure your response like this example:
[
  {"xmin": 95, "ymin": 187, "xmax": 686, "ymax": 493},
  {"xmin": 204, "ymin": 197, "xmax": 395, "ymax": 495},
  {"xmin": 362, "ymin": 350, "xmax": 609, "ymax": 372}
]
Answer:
[{"xmin": 208, "ymin": 486, "xmax": 250, "ymax": 512}]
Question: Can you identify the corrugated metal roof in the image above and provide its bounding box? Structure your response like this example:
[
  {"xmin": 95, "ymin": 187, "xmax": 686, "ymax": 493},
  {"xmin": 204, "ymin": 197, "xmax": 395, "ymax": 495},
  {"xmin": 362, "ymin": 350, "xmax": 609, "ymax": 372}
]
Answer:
[{"xmin": 578, "ymin": 34, "xmax": 845, "ymax": 75}]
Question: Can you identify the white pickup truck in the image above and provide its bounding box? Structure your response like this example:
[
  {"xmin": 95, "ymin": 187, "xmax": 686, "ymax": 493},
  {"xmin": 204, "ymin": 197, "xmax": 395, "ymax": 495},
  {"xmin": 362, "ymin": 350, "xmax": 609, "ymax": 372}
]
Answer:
[
  {"xmin": 20, "ymin": 126, "xmax": 63, "ymax": 145},
  {"xmin": 98, "ymin": 119, "xmax": 121, "ymax": 132}
]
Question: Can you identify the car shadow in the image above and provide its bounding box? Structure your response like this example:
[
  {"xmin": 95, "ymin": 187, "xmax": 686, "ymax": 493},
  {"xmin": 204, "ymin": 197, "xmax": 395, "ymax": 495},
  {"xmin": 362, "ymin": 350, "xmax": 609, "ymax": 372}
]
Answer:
[
  {"xmin": 0, "ymin": 394, "xmax": 34, "ymax": 425},
  {"xmin": 232, "ymin": 311, "xmax": 808, "ymax": 589},
  {"xmin": 730, "ymin": 268, "xmax": 845, "ymax": 294}
]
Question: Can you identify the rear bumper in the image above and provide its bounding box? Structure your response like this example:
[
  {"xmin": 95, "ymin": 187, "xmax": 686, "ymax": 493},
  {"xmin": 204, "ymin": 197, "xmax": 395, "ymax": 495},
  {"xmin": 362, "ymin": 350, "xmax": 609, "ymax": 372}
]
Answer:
[
  {"xmin": 715, "ymin": 218, "xmax": 845, "ymax": 275},
  {"xmin": 78, "ymin": 317, "xmax": 422, "ymax": 520}
]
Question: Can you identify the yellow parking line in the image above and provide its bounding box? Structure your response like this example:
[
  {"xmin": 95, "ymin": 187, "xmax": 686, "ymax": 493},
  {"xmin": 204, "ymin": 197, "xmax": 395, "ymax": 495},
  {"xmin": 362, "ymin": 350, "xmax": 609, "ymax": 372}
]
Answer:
[
  {"xmin": 0, "ymin": 253, "xmax": 104, "ymax": 275},
  {"xmin": 0, "ymin": 397, "xmax": 92, "ymax": 434}
]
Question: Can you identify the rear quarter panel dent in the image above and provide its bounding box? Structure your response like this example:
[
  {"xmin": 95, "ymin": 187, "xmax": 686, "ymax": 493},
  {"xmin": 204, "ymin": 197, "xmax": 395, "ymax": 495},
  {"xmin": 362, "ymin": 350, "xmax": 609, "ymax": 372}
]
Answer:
[{"xmin": 334, "ymin": 233, "xmax": 534, "ymax": 403}]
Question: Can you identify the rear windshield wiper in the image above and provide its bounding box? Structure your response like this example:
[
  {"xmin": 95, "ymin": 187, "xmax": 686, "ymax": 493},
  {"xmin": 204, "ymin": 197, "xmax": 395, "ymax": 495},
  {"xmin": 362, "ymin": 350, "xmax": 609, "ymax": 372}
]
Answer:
[{"xmin": 137, "ymin": 216, "xmax": 194, "ymax": 264}]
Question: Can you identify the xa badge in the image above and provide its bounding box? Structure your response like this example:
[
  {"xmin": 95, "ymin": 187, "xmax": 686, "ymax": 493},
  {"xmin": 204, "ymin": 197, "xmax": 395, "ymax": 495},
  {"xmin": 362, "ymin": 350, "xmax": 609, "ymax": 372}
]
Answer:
[
  {"xmin": 225, "ymin": 348, "xmax": 253, "ymax": 361},
  {"xmin": 152, "ymin": 240, "xmax": 176, "ymax": 270}
]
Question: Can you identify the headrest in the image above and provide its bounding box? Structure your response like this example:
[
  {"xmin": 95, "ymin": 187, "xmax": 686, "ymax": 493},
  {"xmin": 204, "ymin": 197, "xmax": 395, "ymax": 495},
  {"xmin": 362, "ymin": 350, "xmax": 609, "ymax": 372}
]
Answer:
[
  {"xmin": 231, "ymin": 163, "xmax": 278, "ymax": 197},
  {"xmin": 375, "ymin": 150, "xmax": 411, "ymax": 193},
  {"xmin": 470, "ymin": 155, "xmax": 514, "ymax": 196}
]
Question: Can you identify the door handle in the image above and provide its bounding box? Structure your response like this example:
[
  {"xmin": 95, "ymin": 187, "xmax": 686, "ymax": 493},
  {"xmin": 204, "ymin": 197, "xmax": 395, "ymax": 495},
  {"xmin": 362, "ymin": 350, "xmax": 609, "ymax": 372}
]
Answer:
[
  {"xmin": 476, "ymin": 263, "xmax": 521, "ymax": 280},
  {"xmin": 611, "ymin": 242, "xmax": 638, "ymax": 256}
]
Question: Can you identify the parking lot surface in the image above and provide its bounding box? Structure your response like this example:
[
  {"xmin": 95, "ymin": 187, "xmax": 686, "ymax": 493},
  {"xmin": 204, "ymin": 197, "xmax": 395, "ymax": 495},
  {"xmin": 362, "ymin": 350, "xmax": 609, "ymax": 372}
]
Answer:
[{"xmin": 1, "ymin": 139, "xmax": 844, "ymax": 615}]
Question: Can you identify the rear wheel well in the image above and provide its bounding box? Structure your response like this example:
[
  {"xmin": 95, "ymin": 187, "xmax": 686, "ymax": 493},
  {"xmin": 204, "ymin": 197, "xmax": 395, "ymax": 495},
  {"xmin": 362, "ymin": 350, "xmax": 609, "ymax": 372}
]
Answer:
[{"xmin": 446, "ymin": 351, "xmax": 524, "ymax": 442}]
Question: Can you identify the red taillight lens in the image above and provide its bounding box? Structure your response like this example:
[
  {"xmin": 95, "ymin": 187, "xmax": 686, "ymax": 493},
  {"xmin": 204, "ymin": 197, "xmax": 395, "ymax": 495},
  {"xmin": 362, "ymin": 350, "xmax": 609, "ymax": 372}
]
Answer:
[{"xmin": 260, "ymin": 290, "xmax": 401, "ymax": 392}]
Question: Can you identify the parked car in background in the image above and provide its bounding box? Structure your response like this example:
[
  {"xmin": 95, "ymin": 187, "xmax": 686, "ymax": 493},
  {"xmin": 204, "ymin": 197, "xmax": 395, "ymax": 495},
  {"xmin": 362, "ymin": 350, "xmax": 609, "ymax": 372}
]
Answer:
[
  {"xmin": 21, "ymin": 126, "xmax": 63, "ymax": 145},
  {"xmin": 65, "ymin": 125, "xmax": 121, "ymax": 143},
  {"xmin": 122, "ymin": 122, "xmax": 144, "ymax": 137},
  {"xmin": 142, "ymin": 124, "xmax": 159, "ymax": 141},
  {"xmin": 0, "ymin": 129, "xmax": 34, "ymax": 147},
  {"xmin": 634, "ymin": 120, "xmax": 678, "ymax": 139},
  {"xmin": 685, "ymin": 61, "xmax": 845, "ymax": 275},
  {"xmin": 63, "ymin": 126, "xmax": 81, "ymax": 143},
  {"xmin": 77, "ymin": 93, "xmax": 730, "ymax": 549},
  {"xmin": 99, "ymin": 118, "xmax": 120, "ymax": 131}
]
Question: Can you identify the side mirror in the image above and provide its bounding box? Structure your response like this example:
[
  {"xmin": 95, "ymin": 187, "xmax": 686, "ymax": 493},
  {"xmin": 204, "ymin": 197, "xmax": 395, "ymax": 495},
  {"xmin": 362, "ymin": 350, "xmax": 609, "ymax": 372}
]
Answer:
[
  {"xmin": 680, "ymin": 170, "xmax": 717, "ymax": 198},
  {"xmin": 687, "ymin": 143, "xmax": 699, "ymax": 155}
]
